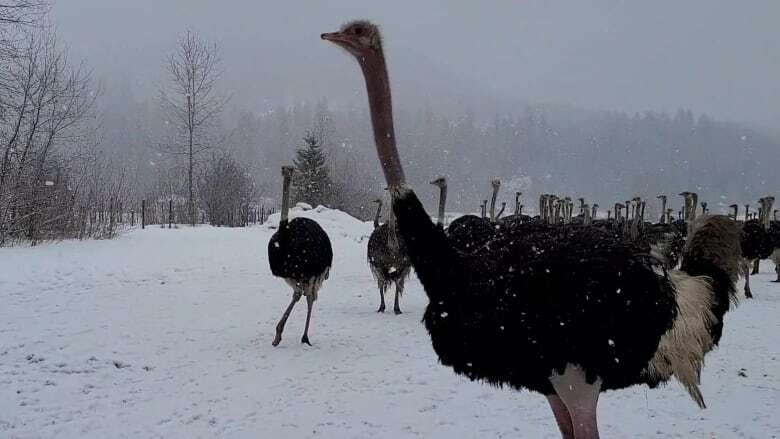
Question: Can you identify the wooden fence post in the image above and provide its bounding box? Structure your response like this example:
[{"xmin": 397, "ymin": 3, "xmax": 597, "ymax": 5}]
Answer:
[{"xmin": 142, "ymin": 200, "xmax": 146, "ymax": 229}]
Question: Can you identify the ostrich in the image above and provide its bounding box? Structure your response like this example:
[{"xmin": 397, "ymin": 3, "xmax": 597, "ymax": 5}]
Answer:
[
  {"xmin": 367, "ymin": 198, "xmax": 412, "ymax": 314},
  {"xmin": 501, "ymin": 192, "xmax": 533, "ymax": 226},
  {"xmin": 268, "ymin": 166, "xmax": 333, "ymax": 346},
  {"xmin": 749, "ymin": 196, "xmax": 777, "ymax": 276},
  {"xmin": 740, "ymin": 205, "xmax": 773, "ymax": 298},
  {"xmin": 323, "ymin": 21, "xmax": 743, "ymax": 438},
  {"xmin": 446, "ymin": 182, "xmax": 496, "ymax": 253}
]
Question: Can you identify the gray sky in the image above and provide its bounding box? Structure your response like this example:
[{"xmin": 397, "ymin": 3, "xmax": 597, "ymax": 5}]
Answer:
[{"xmin": 54, "ymin": 0, "xmax": 779, "ymax": 126}]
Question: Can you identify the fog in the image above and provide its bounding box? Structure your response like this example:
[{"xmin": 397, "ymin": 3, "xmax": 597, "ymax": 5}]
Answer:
[
  {"xmin": 55, "ymin": 0, "xmax": 779, "ymax": 126},
  {"xmin": 2, "ymin": 1, "xmax": 779, "ymax": 244}
]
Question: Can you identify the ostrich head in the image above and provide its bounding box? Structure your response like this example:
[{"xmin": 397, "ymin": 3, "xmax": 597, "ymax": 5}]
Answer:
[
  {"xmin": 429, "ymin": 176, "xmax": 447, "ymax": 188},
  {"xmin": 321, "ymin": 21, "xmax": 382, "ymax": 58}
]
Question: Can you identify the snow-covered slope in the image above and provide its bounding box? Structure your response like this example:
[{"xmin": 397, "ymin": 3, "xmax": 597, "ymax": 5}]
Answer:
[{"xmin": 1, "ymin": 209, "xmax": 778, "ymax": 438}]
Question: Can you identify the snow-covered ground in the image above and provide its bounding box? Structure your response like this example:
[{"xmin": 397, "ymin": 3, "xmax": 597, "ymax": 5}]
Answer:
[{"xmin": 1, "ymin": 207, "xmax": 779, "ymax": 438}]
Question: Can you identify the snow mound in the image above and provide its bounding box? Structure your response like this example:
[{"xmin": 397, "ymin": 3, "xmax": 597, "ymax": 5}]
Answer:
[{"xmin": 264, "ymin": 205, "xmax": 373, "ymax": 243}]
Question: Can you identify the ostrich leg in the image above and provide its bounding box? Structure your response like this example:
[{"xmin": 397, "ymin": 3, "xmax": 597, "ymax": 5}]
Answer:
[
  {"xmin": 550, "ymin": 364, "xmax": 601, "ymax": 439},
  {"xmin": 744, "ymin": 262, "xmax": 754, "ymax": 299},
  {"xmin": 301, "ymin": 294, "xmax": 315, "ymax": 345},
  {"xmin": 377, "ymin": 282, "xmax": 386, "ymax": 313},
  {"xmin": 273, "ymin": 290, "xmax": 302, "ymax": 346},
  {"xmin": 751, "ymin": 259, "xmax": 760, "ymax": 275},
  {"xmin": 393, "ymin": 277, "xmax": 405, "ymax": 315},
  {"xmin": 547, "ymin": 394, "xmax": 575, "ymax": 439}
]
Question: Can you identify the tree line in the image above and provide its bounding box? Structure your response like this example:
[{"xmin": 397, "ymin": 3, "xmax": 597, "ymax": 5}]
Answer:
[{"xmin": 3, "ymin": 1, "xmax": 779, "ymax": 246}]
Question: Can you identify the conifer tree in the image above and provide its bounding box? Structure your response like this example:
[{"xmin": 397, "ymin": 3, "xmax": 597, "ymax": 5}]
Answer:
[{"xmin": 292, "ymin": 131, "xmax": 332, "ymax": 207}]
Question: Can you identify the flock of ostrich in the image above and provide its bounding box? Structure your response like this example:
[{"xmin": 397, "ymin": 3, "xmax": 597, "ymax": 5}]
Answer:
[{"xmin": 265, "ymin": 20, "xmax": 775, "ymax": 439}]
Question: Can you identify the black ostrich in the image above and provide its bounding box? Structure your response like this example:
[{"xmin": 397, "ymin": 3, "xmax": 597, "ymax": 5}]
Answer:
[
  {"xmin": 501, "ymin": 191, "xmax": 534, "ymax": 227},
  {"xmin": 639, "ymin": 194, "xmax": 686, "ymax": 270},
  {"xmin": 268, "ymin": 166, "xmax": 333, "ymax": 346},
  {"xmin": 444, "ymin": 181, "xmax": 497, "ymax": 253},
  {"xmin": 367, "ymin": 198, "xmax": 412, "ymax": 314},
  {"xmin": 740, "ymin": 201, "xmax": 774, "ymax": 298},
  {"xmin": 323, "ymin": 21, "xmax": 743, "ymax": 438}
]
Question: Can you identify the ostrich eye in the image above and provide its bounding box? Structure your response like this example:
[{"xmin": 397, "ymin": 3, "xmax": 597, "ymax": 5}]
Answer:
[{"xmin": 353, "ymin": 27, "xmax": 364, "ymax": 36}]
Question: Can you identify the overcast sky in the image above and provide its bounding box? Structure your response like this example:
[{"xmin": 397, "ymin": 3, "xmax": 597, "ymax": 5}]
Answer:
[{"xmin": 54, "ymin": 0, "xmax": 779, "ymax": 126}]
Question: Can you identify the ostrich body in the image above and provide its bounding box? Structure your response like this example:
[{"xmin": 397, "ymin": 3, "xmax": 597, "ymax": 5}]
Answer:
[
  {"xmin": 445, "ymin": 181, "xmax": 500, "ymax": 253},
  {"xmin": 268, "ymin": 166, "xmax": 333, "ymax": 346},
  {"xmin": 323, "ymin": 21, "xmax": 742, "ymax": 439},
  {"xmin": 367, "ymin": 199, "xmax": 412, "ymax": 314},
  {"xmin": 740, "ymin": 200, "xmax": 774, "ymax": 298}
]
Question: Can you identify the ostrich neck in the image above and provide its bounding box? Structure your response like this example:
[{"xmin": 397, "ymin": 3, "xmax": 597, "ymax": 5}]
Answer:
[
  {"xmin": 280, "ymin": 174, "xmax": 292, "ymax": 225},
  {"xmin": 660, "ymin": 198, "xmax": 667, "ymax": 223},
  {"xmin": 489, "ymin": 187, "xmax": 499, "ymax": 221},
  {"xmin": 358, "ymin": 52, "xmax": 406, "ymax": 188},
  {"xmin": 437, "ymin": 185, "xmax": 447, "ymax": 226},
  {"xmin": 373, "ymin": 202, "xmax": 382, "ymax": 228}
]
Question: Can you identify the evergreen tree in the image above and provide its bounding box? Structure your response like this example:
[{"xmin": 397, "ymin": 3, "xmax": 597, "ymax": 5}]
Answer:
[{"xmin": 292, "ymin": 131, "xmax": 332, "ymax": 207}]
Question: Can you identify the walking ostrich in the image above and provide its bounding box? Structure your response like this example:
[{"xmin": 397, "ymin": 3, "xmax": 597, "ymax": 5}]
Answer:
[
  {"xmin": 740, "ymin": 208, "xmax": 772, "ymax": 298},
  {"xmin": 268, "ymin": 166, "xmax": 333, "ymax": 346},
  {"xmin": 323, "ymin": 21, "xmax": 742, "ymax": 438},
  {"xmin": 367, "ymin": 198, "xmax": 412, "ymax": 314}
]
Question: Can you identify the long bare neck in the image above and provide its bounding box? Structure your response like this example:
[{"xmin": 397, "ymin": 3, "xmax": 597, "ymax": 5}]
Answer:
[
  {"xmin": 359, "ymin": 52, "xmax": 405, "ymax": 188},
  {"xmin": 660, "ymin": 198, "xmax": 667, "ymax": 223},
  {"xmin": 437, "ymin": 185, "xmax": 447, "ymax": 226},
  {"xmin": 489, "ymin": 186, "xmax": 499, "ymax": 221},
  {"xmin": 280, "ymin": 174, "xmax": 292, "ymax": 225},
  {"xmin": 373, "ymin": 202, "xmax": 382, "ymax": 228}
]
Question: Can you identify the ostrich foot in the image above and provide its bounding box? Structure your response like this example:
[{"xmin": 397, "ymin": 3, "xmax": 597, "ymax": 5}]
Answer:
[
  {"xmin": 745, "ymin": 289, "xmax": 753, "ymax": 299},
  {"xmin": 272, "ymin": 333, "xmax": 282, "ymax": 347},
  {"xmin": 301, "ymin": 335, "xmax": 311, "ymax": 346},
  {"xmin": 377, "ymin": 304, "xmax": 385, "ymax": 313},
  {"xmin": 771, "ymin": 279, "xmax": 780, "ymax": 283},
  {"xmin": 394, "ymin": 307, "xmax": 403, "ymax": 315}
]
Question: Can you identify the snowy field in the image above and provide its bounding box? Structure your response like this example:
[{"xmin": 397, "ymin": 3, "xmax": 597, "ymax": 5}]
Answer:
[{"xmin": 1, "ymin": 207, "xmax": 779, "ymax": 439}]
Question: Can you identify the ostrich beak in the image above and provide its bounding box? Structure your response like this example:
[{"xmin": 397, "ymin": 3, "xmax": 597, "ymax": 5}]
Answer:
[{"xmin": 321, "ymin": 32, "xmax": 349, "ymax": 44}]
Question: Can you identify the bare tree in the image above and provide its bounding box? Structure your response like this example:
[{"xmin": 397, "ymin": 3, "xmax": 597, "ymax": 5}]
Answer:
[
  {"xmin": 159, "ymin": 29, "xmax": 229, "ymax": 226},
  {"xmin": 0, "ymin": 28, "xmax": 96, "ymax": 245},
  {"xmin": 199, "ymin": 151, "xmax": 255, "ymax": 227}
]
